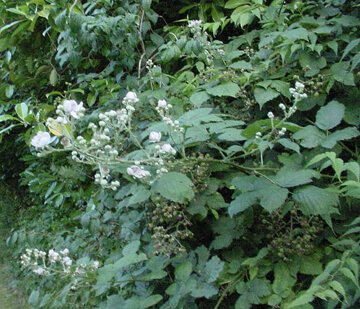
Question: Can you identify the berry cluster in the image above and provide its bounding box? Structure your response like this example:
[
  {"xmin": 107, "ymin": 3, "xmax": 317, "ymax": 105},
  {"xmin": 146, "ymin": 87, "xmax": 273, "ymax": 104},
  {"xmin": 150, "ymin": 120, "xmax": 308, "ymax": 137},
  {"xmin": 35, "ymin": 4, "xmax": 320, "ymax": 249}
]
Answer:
[
  {"xmin": 146, "ymin": 197, "xmax": 193, "ymax": 257},
  {"xmin": 260, "ymin": 208, "xmax": 324, "ymax": 261}
]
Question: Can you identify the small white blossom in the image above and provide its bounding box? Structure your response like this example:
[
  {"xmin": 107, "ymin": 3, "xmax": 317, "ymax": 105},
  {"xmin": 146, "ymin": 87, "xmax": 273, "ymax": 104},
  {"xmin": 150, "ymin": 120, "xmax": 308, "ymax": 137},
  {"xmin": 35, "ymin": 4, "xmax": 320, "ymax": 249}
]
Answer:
[
  {"xmin": 124, "ymin": 91, "xmax": 139, "ymax": 103},
  {"xmin": 48, "ymin": 249, "xmax": 60, "ymax": 263},
  {"xmin": 188, "ymin": 20, "xmax": 202, "ymax": 28},
  {"xmin": 255, "ymin": 132, "xmax": 262, "ymax": 138},
  {"xmin": 267, "ymin": 112, "xmax": 274, "ymax": 119},
  {"xmin": 93, "ymin": 261, "xmax": 100, "ymax": 269},
  {"xmin": 279, "ymin": 127, "xmax": 287, "ymax": 136},
  {"xmin": 149, "ymin": 132, "xmax": 162, "ymax": 142},
  {"xmin": 62, "ymin": 256, "xmax": 72, "ymax": 266},
  {"xmin": 31, "ymin": 131, "xmax": 54, "ymax": 148},
  {"xmin": 295, "ymin": 81, "xmax": 305, "ymax": 91},
  {"xmin": 157, "ymin": 100, "xmax": 167, "ymax": 108},
  {"xmin": 279, "ymin": 103, "xmax": 286, "ymax": 110},
  {"xmin": 34, "ymin": 267, "xmax": 46, "ymax": 275},
  {"xmin": 60, "ymin": 249, "xmax": 69, "ymax": 256},
  {"xmin": 161, "ymin": 144, "xmax": 176, "ymax": 155},
  {"xmin": 127, "ymin": 166, "xmax": 151, "ymax": 179},
  {"xmin": 63, "ymin": 99, "xmax": 84, "ymax": 119}
]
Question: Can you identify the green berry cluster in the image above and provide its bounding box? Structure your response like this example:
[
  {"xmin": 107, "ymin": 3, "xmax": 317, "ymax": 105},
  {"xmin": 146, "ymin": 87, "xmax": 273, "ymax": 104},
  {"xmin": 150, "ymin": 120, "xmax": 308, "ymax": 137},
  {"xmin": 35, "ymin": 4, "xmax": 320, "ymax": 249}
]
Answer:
[
  {"xmin": 146, "ymin": 197, "xmax": 193, "ymax": 257},
  {"xmin": 260, "ymin": 207, "xmax": 324, "ymax": 261},
  {"xmin": 181, "ymin": 157, "xmax": 211, "ymax": 193}
]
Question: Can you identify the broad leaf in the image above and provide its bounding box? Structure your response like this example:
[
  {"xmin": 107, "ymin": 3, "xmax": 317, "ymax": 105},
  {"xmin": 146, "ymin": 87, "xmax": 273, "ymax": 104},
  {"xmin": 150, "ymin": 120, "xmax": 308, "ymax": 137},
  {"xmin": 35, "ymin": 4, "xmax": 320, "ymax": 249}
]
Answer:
[
  {"xmin": 292, "ymin": 186, "xmax": 339, "ymax": 215},
  {"xmin": 152, "ymin": 172, "xmax": 194, "ymax": 203},
  {"xmin": 315, "ymin": 101, "xmax": 345, "ymax": 130},
  {"xmin": 272, "ymin": 169, "xmax": 318, "ymax": 188},
  {"xmin": 206, "ymin": 81, "xmax": 240, "ymax": 97},
  {"xmin": 293, "ymin": 125, "xmax": 326, "ymax": 148},
  {"xmin": 253, "ymin": 87, "xmax": 279, "ymax": 108},
  {"xmin": 321, "ymin": 127, "xmax": 359, "ymax": 148}
]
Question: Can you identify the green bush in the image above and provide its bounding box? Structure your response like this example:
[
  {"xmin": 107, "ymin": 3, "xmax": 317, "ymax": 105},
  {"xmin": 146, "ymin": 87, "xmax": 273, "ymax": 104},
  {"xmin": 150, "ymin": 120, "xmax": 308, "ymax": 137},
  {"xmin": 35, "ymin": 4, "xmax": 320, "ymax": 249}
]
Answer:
[{"xmin": 1, "ymin": 0, "xmax": 360, "ymax": 308}]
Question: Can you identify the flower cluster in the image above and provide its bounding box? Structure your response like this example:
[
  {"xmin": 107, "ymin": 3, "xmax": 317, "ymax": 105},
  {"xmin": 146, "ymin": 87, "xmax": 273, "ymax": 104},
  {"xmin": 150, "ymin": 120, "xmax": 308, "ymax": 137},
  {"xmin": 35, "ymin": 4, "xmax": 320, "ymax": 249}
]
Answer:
[
  {"xmin": 289, "ymin": 81, "xmax": 308, "ymax": 102},
  {"xmin": 21, "ymin": 248, "xmax": 100, "ymax": 279},
  {"xmin": 188, "ymin": 20, "xmax": 202, "ymax": 37}
]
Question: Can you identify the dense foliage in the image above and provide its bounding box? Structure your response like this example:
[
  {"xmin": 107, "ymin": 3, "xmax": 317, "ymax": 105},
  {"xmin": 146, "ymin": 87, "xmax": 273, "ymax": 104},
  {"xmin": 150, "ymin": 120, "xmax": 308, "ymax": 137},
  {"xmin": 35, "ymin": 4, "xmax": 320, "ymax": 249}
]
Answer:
[{"xmin": 1, "ymin": 0, "xmax": 360, "ymax": 308}]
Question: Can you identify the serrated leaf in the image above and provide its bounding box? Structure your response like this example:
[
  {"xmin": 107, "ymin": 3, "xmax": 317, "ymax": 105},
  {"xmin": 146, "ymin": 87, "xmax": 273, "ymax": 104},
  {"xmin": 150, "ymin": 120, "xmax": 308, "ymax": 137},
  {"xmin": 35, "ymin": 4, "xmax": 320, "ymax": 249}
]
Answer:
[
  {"xmin": 229, "ymin": 191, "xmax": 258, "ymax": 217},
  {"xmin": 273, "ymin": 262, "xmax": 297, "ymax": 295},
  {"xmin": 139, "ymin": 295, "xmax": 163, "ymax": 308},
  {"xmin": 204, "ymin": 256, "xmax": 224, "ymax": 283},
  {"xmin": 277, "ymin": 138, "xmax": 300, "ymax": 154},
  {"xmin": 315, "ymin": 101, "xmax": 345, "ymax": 130},
  {"xmin": 236, "ymin": 279, "xmax": 271, "ymax": 308},
  {"xmin": 178, "ymin": 108, "xmax": 221, "ymax": 126},
  {"xmin": 253, "ymin": 87, "xmax": 280, "ymax": 108},
  {"xmin": 272, "ymin": 169, "xmax": 317, "ymax": 188},
  {"xmin": 292, "ymin": 186, "xmax": 339, "ymax": 215},
  {"xmin": 114, "ymin": 253, "xmax": 147, "ymax": 269},
  {"xmin": 287, "ymin": 293, "xmax": 314, "ymax": 308},
  {"xmin": 152, "ymin": 172, "xmax": 194, "ymax": 203},
  {"xmin": 321, "ymin": 127, "xmax": 360, "ymax": 148},
  {"xmin": 299, "ymin": 254, "xmax": 323, "ymax": 275},
  {"xmin": 175, "ymin": 261, "xmax": 192, "ymax": 281},
  {"xmin": 206, "ymin": 81, "xmax": 240, "ymax": 97},
  {"xmin": 293, "ymin": 125, "xmax": 326, "ymax": 148},
  {"xmin": 258, "ymin": 183, "xmax": 288, "ymax": 212},
  {"xmin": 190, "ymin": 91, "xmax": 210, "ymax": 107}
]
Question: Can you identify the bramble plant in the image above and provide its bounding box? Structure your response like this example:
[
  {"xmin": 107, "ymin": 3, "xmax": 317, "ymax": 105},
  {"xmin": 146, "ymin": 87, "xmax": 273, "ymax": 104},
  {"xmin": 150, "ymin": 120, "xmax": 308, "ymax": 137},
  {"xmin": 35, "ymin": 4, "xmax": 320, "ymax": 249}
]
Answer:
[{"xmin": 1, "ymin": 0, "xmax": 360, "ymax": 308}]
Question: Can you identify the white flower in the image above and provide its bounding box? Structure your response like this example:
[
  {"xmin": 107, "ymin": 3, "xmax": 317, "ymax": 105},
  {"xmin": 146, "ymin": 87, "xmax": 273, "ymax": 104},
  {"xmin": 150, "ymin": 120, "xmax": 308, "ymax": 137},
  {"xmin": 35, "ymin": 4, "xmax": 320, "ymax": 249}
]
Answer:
[
  {"xmin": 124, "ymin": 91, "xmax": 139, "ymax": 103},
  {"xmin": 161, "ymin": 144, "xmax": 176, "ymax": 155},
  {"xmin": 279, "ymin": 127, "xmax": 287, "ymax": 136},
  {"xmin": 62, "ymin": 256, "xmax": 72, "ymax": 266},
  {"xmin": 279, "ymin": 103, "xmax": 286, "ymax": 111},
  {"xmin": 92, "ymin": 261, "xmax": 100, "ymax": 269},
  {"xmin": 34, "ymin": 267, "xmax": 46, "ymax": 275},
  {"xmin": 63, "ymin": 99, "xmax": 84, "ymax": 119},
  {"xmin": 255, "ymin": 132, "xmax": 262, "ymax": 139},
  {"xmin": 48, "ymin": 249, "xmax": 60, "ymax": 263},
  {"xmin": 31, "ymin": 131, "xmax": 54, "ymax": 148},
  {"xmin": 127, "ymin": 166, "xmax": 150, "ymax": 179},
  {"xmin": 188, "ymin": 20, "xmax": 202, "ymax": 28},
  {"xmin": 157, "ymin": 100, "xmax": 167, "ymax": 108},
  {"xmin": 60, "ymin": 248, "xmax": 70, "ymax": 256},
  {"xmin": 267, "ymin": 112, "xmax": 274, "ymax": 119},
  {"xmin": 295, "ymin": 81, "xmax": 305, "ymax": 91},
  {"xmin": 149, "ymin": 132, "xmax": 162, "ymax": 142}
]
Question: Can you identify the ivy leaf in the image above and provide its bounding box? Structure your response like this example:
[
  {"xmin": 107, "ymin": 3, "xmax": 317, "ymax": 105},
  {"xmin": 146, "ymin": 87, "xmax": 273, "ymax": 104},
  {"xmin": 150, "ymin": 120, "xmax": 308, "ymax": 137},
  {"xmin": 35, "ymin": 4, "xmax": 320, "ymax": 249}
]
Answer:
[
  {"xmin": 206, "ymin": 81, "xmax": 240, "ymax": 97},
  {"xmin": 292, "ymin": 186, "xmax": 339, "ymax": 215},
  {"xmin": 293, "ymin": 125, "xmax": 326, "ymax": 148},
  {"xmin": 253, "ymin": 87, "xmax": 280, "ymax": 108},
  {"xmin": 315, "ymin": 101, "xmax": 345, "ymax": 130},
  {"xmin": 321, "ymin": 127, "xmax": 360, "ymax": 148},
  {"xmin": 152, "ymin": 172, "xmax": 194, "ymax": 203}
]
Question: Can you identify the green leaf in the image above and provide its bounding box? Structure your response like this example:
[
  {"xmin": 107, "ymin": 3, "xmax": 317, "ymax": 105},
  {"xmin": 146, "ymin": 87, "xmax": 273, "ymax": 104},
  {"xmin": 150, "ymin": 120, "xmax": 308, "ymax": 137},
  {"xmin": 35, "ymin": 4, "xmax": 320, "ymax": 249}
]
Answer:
[
  {"xmin": 178, "ymin": 108, "xmax": 221, "ymax": 126},
  {"xmin": 272, "ymin": 169, "xmax": 318, "ymax": 188},
  {"xmin": 292, "ymin": 186, "xmax": 339, "ymax": 215},
  {"xmin": 28, "ymin": 290, "xmax": 40, "ymax": 306},
  {"xmin": 128, "ymin": 187, "xmax": 151, "ymax": 205},
  {"xmin": 293, "ymin": 125, "xmax": 326, "ymax": 148},
  {"xmin": 175, "ymin": 261, "xmax": 192, "ymax": 281},
  {"xmin": 5, "ymin": 84, "xmax": 14, "ymax": 98},
  {"xmin": 330, "ymin": 62, "xmax": 355, "ymax": 86},
  {"xmin": 235, "ymin": 279, "xmax": 271, "ymax": 308},
  {"xmin": 15, "ymin": 103, "xmax": 29, "ymax": 120},
  {"xmin": 253, "ymin": 87, "xmax": 280, "ymax": 108},
  {"xmin": 277, "ymin": 138, "xmax": 300, "ymax": 154},
  {"xmin": 122, "ymin": 240, "xmax": 140, "ymax": 256},
  {"xmin": 273, "ymin": 262, "xmax": 297, "ymax": 295},
  {"xmin": 152, "ymin": 172, "xmax": 194, "ymax": 203},
  {"xmin": 299, "ymin": 54, "xmax": 326, "ymax": 76},
  {"xmin": 257, "ymin": 182, "xmax": 288, "ymax": 212},
  {"xmin": 114, "ymin": 253, "xmax": 147, "ymax": 269},
  {"xmin": 229, "ymin": 191, "xmax": 258, "ymax": 217},
  {"xmin": 49, "ymin": 68, "xmax": 58, "ymax": 86},
  {"xmin": 298, "ymin": 254, "xmax": 323, "ymax": 275},
  {"xmin": 190, "ymin": 91, "xmax": 210, "ymax": 107},
  {"xmin": 287, "ymin": 293, "xmax": 314, "ymax": 308},
  {"xmin": 315, "ymin": 101, "xmax": 345, "ymax": 130},
  {"xmin": 321, "ymin": 127, "xmax": 360, "ymax": 148},
  {"xmin": 204, "ymin": 256, "xmax": 224, "ymax": 283},
  {"xmin": 139, "ymin": 295, "xmax": 163, "ymax": 308},
  {"xmin": 206, "ymin": 81, "xmax": 240, "ymax": 97}
]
